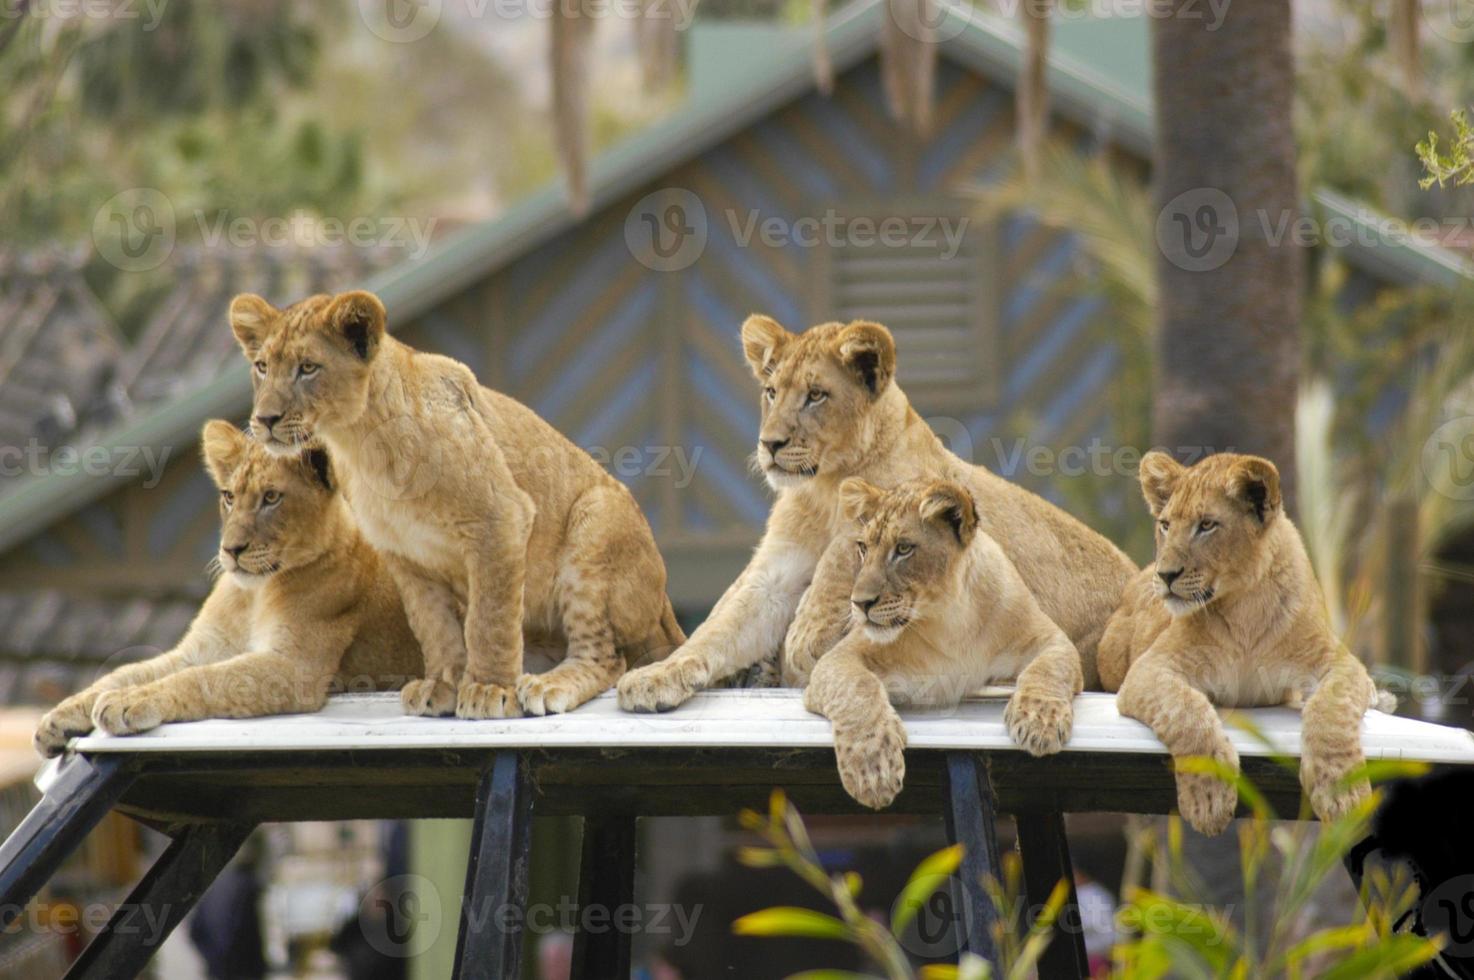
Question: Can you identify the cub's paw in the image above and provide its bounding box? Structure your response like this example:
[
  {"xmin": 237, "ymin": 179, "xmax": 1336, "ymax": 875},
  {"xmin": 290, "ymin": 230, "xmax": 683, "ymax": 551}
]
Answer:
[
  {"xmin": 1174, "ymin": 768, "xmax": 1238, "ymax": 837},
  {"xmin": 456, "ymin": 681, "xmax": 522, "ymax": 720},
  {"xmin": 35, "ymin": 695, "xmax": 96, "ymax": 757},
  {"xmin": 1004, "ymin": 690, "xmax": 1074, "ymax": 756},
  {"xmin": 833, "ymin": 710, "xmax": 908, "ymax": 810},
  {"xmin": 517, "ymin": 673, "xmax": 594, "ymax": 716},
  {"xmin": 401, "ymin": 678, "xmax": 458, "ymax": 717},
  {"xmin": 91, "ymin": 690, "xmax": 166, "ymax": 738},
  {"xmin": 617, "ymin": 657, "xmax": 708, "ymax": 713},
  {"xmin": 1302, "ymin": 754, "xmax": 1369, "ymax": 824}
]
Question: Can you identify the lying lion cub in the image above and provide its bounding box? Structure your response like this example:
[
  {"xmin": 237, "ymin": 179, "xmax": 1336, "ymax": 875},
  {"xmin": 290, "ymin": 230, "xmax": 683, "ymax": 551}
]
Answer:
[
  {"xmin": 34, "ymin": 423, "xmax": 421, "ymax": 756},
  {"xmin": 229, "ymin": 291, "xmax": 683, "ymax": 719},
  {"xmin": 804, "ymin": 478, "xmax": 1084, "ymax": 808},
  {"xmin": 1099, "ymin": 451, "xmax": 1392, "ymax": 836}
]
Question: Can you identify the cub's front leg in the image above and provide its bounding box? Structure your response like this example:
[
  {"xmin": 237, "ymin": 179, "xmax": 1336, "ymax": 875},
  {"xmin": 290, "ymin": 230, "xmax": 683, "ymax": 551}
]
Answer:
[
  {"xmin": 1005, "ymin": 628, "xmax": 1085, "ymax": 757},
  {"xmin": 1116, "ymin": 650, "xmax": 1240, "ymax": 836},
  {"xmin": 1299, "ymin": 652, "xmax": 1381, "ymax": 823},
  {"xmin": 457, "ymin": 489, "xmax": 535, "ymax": 720},
  {"xmin": 804, "ymin": 637, "xmax": 907, "ymax": 810},
  {"xmin": 619, "ymin": 538, "xmax": 815, "ymax": 712},
  {"xmin": 782, "ymin": 534, "xmax": 859, "ymax": 686},
  {"xmin": 35, "ymin": 600, "xmax": 240, "ymax": 756},
  {"xmin": 93, "ymin": 649, "xmax": 340, "ymax": 737},
  {"xmin": 387, "ymin": 555, "xmax": 466, "ymax": 718}
]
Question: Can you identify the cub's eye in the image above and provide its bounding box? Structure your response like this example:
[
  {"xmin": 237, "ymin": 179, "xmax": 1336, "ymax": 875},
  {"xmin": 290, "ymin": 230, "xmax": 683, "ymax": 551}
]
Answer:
[
  {"xmin": 220, "ymin": 490, "xmax": 234, "ymax": 507},
  {"xmin": 253, "ymin": 361, "xmax": 267, "ymax": 375},
  {"xmin": 1198, "ymin": 518, "xmax": 1218, "ymax": 533},
  {"xmin": 1158, "ymin": 520, "xmax": 1170, "ymax": 532},
  {"xmin": 894, "ymin": 542, "xmax": 915, "ymax": 558},
  {"xmin": 298, "ymin": 362, "xmax": 319, "ymax": 377},
  {"xmin": 805, "ymin": 388, "xmax": 827, "ymax": 406},
  {"xmin": 763, "ymin": 386, "xmax": 777, "ymax": 402},
  {"xmin": 261, "ymin": 490, "xmax": 282, "ymax": 506},
  {"xmin": 856, "ymin": 541, "xmax": 868, "ymax": 559}
]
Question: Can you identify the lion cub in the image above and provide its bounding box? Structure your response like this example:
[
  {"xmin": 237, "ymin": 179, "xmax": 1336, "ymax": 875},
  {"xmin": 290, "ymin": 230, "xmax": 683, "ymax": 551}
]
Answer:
[
  {"xmin": 1099, "ymin": 451, "xmax": 1391, "ymax": 835},
  {"xmin": 34, "ymin": 423, "xmax": 421, "ymax": 756},
  {"xmin": 804, "ymin": 478, "xmax": 1085, "ymax": 809},
  {"xmin": 229, "ymin": 291, "xmax": 683, "ymax": 719}
]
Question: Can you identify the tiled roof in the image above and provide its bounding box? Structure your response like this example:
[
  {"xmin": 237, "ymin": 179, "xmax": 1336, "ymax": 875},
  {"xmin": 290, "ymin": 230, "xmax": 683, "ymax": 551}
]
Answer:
[{"xmin": 0, "ymin": 589, "xmax": 202, "ymax": 707}]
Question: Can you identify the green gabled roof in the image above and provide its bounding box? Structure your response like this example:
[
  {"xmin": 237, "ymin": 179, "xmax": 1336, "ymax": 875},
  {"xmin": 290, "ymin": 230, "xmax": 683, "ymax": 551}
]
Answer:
[{"xmin": 0, "ymin": 0, "xmax": 1468, "ymax": 552}]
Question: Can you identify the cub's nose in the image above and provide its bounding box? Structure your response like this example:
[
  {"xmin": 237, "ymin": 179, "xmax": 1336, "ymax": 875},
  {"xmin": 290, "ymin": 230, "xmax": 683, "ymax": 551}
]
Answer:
[
  {"xmin": 224, "ymin": 543, "xmax": 248, "ymax": 560},
  {"xmin": 852, "ymin": 596, "xmax": 878, "ymax": 615},
  {"xmin": 1158, "ymin": 568, "xmax": 1183, "ymax": 588},
  {"xmin": 762, "ymin": 438, "xmax": 789, "ymax": 456},
  {"xmin": 254, "ymin": 413, "xmax": 282, "ymax": 433}
]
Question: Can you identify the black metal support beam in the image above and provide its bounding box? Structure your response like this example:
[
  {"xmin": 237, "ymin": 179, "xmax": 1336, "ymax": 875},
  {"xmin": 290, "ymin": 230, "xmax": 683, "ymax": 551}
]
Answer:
[
  {"xmin": 453, "ymin": 751, "xmax": 534, "ymax": 980},
  {"xmin": 943, "ymin": 752, "xmax": 1001, "ymax": 968},
  {"xmin": 64, "ymin": 821, "xmax": 254, "ymax": 980},
  {"xmin": 569, "ymin": 814, "xmax": 638, "ymax": 979},
  {"xmin": 1015, "ymin": 809, "xmax": 1089, "ymax": 979},
  {"xmin": 0, "ymin": 754, "xmax": 134, "ymax": 927}
]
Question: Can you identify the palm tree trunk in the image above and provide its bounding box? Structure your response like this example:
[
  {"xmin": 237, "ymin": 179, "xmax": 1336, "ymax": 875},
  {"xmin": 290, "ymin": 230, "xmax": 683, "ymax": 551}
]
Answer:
[{"xmin": 1151, "ymin": 0, "xmax": 1301, "ymax": 506}]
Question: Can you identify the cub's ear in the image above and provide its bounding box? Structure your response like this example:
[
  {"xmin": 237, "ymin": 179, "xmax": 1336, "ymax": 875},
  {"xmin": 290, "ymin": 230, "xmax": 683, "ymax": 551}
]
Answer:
[
  {"xmin": 741, "ymin": 314, "xmax": 790, "ymax": 380},
  {"xmin": 324, "ymin": 290, "xmax": 387, "ymax": 361},
  {"xmin": 839, "ymin": 477, "xmax": 884, "ymax": 525},
  {"xmin": 1226, "ymin": 455, "xmax": 1281, "ymax": 524},
  {"xmin": 1138, "ymin": 450, "xmax": 1186, "ymax": 517},
  {"xmin": 296, "ymin": 445, "xmax": 333, "ymax": 492},
  {"xmin": 229, "ymin": 294, "xmax": 278, "ymax": 357},
  {"xmin": 919, "ymin": 481, "xmax": 979, "ymax": 545},
  {"xmin": 835, "ymin": 321, "xmax": 896, "ymax": 395},
  {"xmin": 201, "ymin": 420, "xmax": 249, "ymax": 488}
]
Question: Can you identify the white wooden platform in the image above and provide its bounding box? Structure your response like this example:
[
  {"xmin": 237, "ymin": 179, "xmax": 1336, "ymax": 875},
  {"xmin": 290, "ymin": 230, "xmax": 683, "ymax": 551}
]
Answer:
[{"xmin": 61, "ymin": 690, "xmax": 1474, "ymax": 764}]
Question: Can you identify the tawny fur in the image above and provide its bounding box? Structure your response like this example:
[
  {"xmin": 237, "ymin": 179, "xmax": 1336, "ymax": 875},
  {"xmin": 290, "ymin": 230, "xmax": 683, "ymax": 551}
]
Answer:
[
  {"xmin": 804, "ymin": 479, "xmax": 1084, "ymax": 809},
  {"xmin": 1099, "ymin": 451, "xmax": 1391, "ymax": 836},
  {"xmin": 229, "ymin": 291, "xmax": 683, "ymax": 721},
  {"xmin": 34, "ymin": 424, "xmax": 422, "ymax": 756},
  {"xmin": 619, "ymin": 314, "xmax": 1134, "ymax": 713}
]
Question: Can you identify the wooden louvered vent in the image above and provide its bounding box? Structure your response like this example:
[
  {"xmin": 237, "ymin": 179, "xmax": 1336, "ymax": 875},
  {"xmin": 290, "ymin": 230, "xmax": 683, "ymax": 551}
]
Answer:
[{"xmin": 816, "ymin": 200, "xmax": 999, "ymax": 412}]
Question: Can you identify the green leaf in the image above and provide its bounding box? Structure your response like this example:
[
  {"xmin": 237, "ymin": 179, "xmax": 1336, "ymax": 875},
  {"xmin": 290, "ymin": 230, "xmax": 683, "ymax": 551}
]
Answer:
[
  {"xmin": 736, "ymin": 846, "xmax": 782, "ymax": 868},
  {"xmin": 1123, "ymin": 888, "xmax": 1239, "ymax": 970},
  {"xmin": 1315, "ymin": 934, "xmax": 1442, "ymax": 980},
  {"xmin": 891, "ymin": 843, "xmax": 964, "ymax": 936},
  {"xmin": 732, "ymin": 907, "xmax": 850, "ymax": 940}
]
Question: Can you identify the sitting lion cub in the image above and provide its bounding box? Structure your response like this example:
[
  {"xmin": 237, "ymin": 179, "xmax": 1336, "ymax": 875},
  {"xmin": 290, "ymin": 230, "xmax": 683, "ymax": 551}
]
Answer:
[
  {"xmin": 1099, "ymin": 451, "xmax": 1391, "ymax": 836},
  {"xmin": 34, "ymin": 423, "xmax": 421, "ymax": 756},
  {"xmin": 804, "ymin": 478, "xmax": 1085, "ymax": 809},
  {"xmin": 229, "ymin": 291, "xmax": 683, "ymax": 719}
]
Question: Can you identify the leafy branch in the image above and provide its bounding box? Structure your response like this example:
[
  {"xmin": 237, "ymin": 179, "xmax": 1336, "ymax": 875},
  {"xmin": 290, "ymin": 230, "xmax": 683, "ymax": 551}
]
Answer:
[{"xmin": 1417, "ymin": 109, "xmax": 1474, "ymax": 189}]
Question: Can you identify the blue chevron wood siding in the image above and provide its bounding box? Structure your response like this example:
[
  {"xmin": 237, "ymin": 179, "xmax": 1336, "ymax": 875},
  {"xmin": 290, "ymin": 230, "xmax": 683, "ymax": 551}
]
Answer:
[{"xmin": 398, "ymin": 56, "xmax": 1122, "ymax": 548}]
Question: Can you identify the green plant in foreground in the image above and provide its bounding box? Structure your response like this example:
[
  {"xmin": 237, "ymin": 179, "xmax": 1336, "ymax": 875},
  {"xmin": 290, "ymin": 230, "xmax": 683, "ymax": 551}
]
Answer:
[
  {"xmin": 731, "ymin": 789, "xmax": 1065, "ymax": 980},
  {"xmin": 1115, "ymin": 725, "xmax": 1442, "ymax": 979},
  {"xmin": 736, "ymin": 746, "xmax": 1445, "ymax": 979}
]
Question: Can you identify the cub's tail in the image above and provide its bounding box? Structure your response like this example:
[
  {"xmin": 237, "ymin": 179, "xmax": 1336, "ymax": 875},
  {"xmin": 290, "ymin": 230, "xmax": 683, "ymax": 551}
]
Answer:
[
  {"xmin": 627, "ymin": 595, "xmax": 686, "ymax": 669},
  {"xmin": 659, "ymin": 594, "xmax": 687, "ymax": 649}
]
